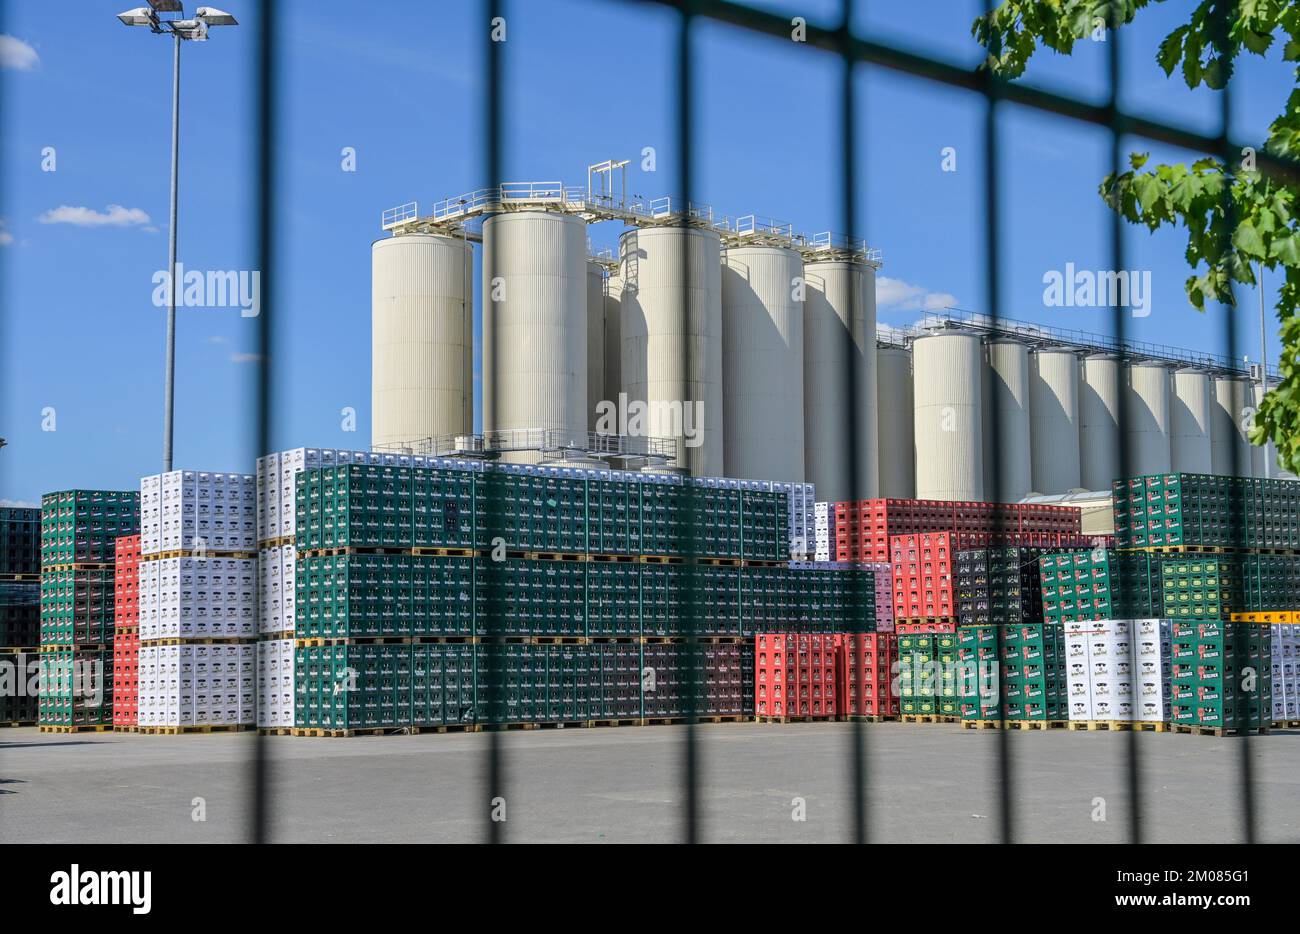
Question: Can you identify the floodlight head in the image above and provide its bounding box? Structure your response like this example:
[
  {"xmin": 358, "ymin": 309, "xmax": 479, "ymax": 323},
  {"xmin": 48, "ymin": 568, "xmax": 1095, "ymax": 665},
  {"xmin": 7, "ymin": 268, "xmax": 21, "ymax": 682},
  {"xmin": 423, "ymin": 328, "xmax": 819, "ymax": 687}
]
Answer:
[
  {"xmin": 147, "ymin": 0, "xmax": 184, "ymax": 11},
  {"xmin": 117, "ymin": 6, "xmax": 158, "ymax": 26},
  {"xmin": 172, "ymin": 18, "xmax": 209, "ymax": 40},
  {"xmin": 196, "ymin": 7, "xmax": 238, "ymax": 26}
]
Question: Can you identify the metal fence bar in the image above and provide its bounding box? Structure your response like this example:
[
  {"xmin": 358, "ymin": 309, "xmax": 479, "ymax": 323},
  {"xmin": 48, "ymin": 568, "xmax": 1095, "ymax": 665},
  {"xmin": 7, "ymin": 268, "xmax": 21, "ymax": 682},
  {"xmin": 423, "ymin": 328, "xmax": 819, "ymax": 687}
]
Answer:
[
  {"xmin": 250, "ymin": 0, "xmax": 279, "ymax": 846},
  {"xmin": 838, "ymin": 0, "xmax": 867, "ymax": 845}
]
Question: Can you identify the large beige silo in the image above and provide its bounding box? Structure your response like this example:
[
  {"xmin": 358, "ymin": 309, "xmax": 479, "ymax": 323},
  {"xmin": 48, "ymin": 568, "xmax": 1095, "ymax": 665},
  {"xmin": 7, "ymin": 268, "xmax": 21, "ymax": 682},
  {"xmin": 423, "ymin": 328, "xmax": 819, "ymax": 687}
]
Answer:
[
  {"xmin": 877, "ymin": 345, "xmax": 915, "ymax": 498},
  {"xmin": 912, "ymin": 331, "xmax": 983, "ymax": 501}
]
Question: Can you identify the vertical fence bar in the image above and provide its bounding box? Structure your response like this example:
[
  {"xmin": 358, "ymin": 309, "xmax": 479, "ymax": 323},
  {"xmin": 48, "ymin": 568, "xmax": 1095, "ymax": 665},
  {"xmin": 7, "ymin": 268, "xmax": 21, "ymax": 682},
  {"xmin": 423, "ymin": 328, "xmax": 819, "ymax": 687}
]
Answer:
[
  {"xmin": 484, "ymin": 0, "xmax": 507, "ymax": 845},
  {"xmin": 837, "ymin": 0, "xmax": 868, "ymax": 846},
  {"xmin": 1105, "ymin": 0, "xmax": 1143, "ymax": 846},
  {"xmin": 979, "ymin": 0, "xmax": 1015, "ymax": 845},
  {"xmin": 1211, "ymin": 0, "xmax": 1257, "ymax": 846},
  {"xmin": 675, "ymin": 0, "xmax": 701, "ymax": 846},
  {"xmin": 250, "ymin": 0, "xmax": 279, "ymax": 846}
]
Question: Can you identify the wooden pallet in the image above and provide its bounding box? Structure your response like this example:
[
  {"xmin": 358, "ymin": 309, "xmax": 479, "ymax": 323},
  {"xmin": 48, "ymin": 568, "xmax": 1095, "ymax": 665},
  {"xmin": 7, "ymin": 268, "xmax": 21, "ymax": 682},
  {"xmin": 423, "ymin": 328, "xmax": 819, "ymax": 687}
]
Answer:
[
  {"xmin": 1171, "ymin": 723, "xmax": 1270, "ymax": 737},
  {"xmin": 410, "ymin": 547, "xmax": 479, "ymax": 557},
  {"xmin": 961, "ymin": 719, "xmax": 1068, "ymax": 730},
  {"xmin": 839, "ymin": 715, "xmax": 897, "ymax": 723},
  {"xmin": 901, "ymin": 714, "xmax": 943, "ymax": 724},
  {"xmin": 0, "ymin": 573, "xmax": 39, "ymax": 582},
  {"xmin": 38, "ymin": 644, "xmax": 111, "ymax": 653},
  {"xmin": 256, "ymin": 535, "xmax": 295, "ymax": 549},
  {"xmin": 139, "ymin": 724, "xmax": 252, "ymax": 735},
  {"xmin": 39, "ymin": 724, "xmax": 112, "ymax": 733},
  {"xmin": 754, "ymin": 715, "xmax": 824, "ymax": 724},
  {"xmin": 257, "ymin": 728, "xmax": 293, "ymax": 736},
  {"xmin": 140, "ymin": 637, "xmax": 255, "ymax": 646},
  {"xmin": 740, "ymin": 559, "xmax": 786, "ymax": 568},
  {"xmin": 1271, "ymin": 719, "xmax": 1300, "ymax": 729},
  {"xmin": 588, "ymin": 553, "xmax": 635, "ymax": 563},
  {"xmin": 0, "ymin": 721, "xmax": 36, "ymax": 728},
  {"xmin": 114, "ymin": 725, "xmax": 142, "ymax": 733},
  {"xmin": 638, "ymin": 555, "xmax": 684, "ymax": 565},
  {"xmin": 586, "ymin": 718, "xmax": 641, "ymax": 728},
  {"xmin": 1066, "ymin": 720, "xmax": 1170, "ymax": 732},
  {"xmin": 699, "ymin": 557, "xmax": 743, "ymax": 567}
]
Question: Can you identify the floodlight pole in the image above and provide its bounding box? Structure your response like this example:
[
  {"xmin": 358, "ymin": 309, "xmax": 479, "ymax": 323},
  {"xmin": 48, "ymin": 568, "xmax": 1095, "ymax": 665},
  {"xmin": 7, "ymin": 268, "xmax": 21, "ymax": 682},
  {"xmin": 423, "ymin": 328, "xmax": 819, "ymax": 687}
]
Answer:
[
  {"xmin": 1259, "ymin": 262, "xmax": 1271, "ymax": 480},
  {"xmin": 163, "ymin": 29, "xmax": 181, "ymax": 473}
]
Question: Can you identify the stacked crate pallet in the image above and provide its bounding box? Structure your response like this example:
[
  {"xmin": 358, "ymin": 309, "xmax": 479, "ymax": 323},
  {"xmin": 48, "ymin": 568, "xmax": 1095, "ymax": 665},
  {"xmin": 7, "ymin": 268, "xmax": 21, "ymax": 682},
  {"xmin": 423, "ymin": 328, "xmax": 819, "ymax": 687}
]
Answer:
[
  {"xmin": 955, "ymin": 546, "xmax": 1045, "ymax": 627},
  {"xmin": 814, "ymin": 502, "xmax": 831, "ymax": 562},
  {"xmin": 957, "ymin": 623, "xmax": 1067, "ymax": 726},
  {"xmin": 1270, "ymin": 622, "xmax": 1299, "ymax": 724},
  {"xmin": 1038, "ymin": 549, "xmax": 1163, "ymax": 623},
  {"xmin": 890, "ymin": 531, "xmax": 960, "ymax": 629},
  {"xmin": 112, "ymin": 534, "xmax": 141, "ymax": 730},
  {"xmin": 137, "ymin": 471, "xmax": 256, "ymax": 733},
  {"xmin": 1113, "ymin": 472, "xmax": 1300, "ymax": 549},
  {"xmin": 833, "ymin": 497, "xmax": 1083, "ymax": 565},
  {"xmin": 897, "ymin": 630, "xmax": 961, "ymax": 719},
  {"xmin": 863, "ymin": 561, "xmax": 893, "ymax": 632},
  {"xmin": 38, "ymin": 490, "xmax": 139, "ymax": 732},
  {"xmin": 835, "ymin": 632, "xmax": 897, "ymax": 718},
  {"xmin": 1170, "ymin": 620, "xmax": 1271, "ymax": 734},
  {"xmin": 1062, "ymin": 618, "xmax": 1171, "ymax": 728},
  {"xmin": 1, "ymin": 506, "xmax": 41, "ymax": 726},
  {"xmin": 287, "ymin": 460, "xmax": 855, "ymax": 734},
  {"xmin": 753, "ymin": 632, "xmax": 836, "ymax": 720}
]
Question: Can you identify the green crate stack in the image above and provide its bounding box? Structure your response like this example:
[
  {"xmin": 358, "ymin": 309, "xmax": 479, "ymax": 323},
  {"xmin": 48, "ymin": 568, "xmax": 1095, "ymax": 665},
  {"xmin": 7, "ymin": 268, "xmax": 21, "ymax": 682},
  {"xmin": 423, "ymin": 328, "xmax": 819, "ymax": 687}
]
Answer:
[
  {"xmin": 1038, "ymin": 549, "xmax": 1162, "ymax": 622},
  {"xmin": 475, "ymin": 559, "xmax": 586, "ymax": 637},
  {"xmin": 686, "ymin": 484, "xmax": 743, "ymax": 557},
  {"xmin": 1244, "ymin": 555, "xmax": 1300, "ymax": 610},
  {"xmin": 1113, "ymin": 473, "xmax": 1300, "ymax": 550},
  {"xmin": 296, "ymin": 553, "xmax": 476, "ymax": 639},
  {"xmin": 1161, "ymin": 555, "xmax": 1248, "ymax": 620},
  {"xmin": 957, "ymin": 624, "xmax": 1067, "ymax": 721},
  {"xmin": 585, "ymin": 562, "xmax": 640, "ymax": 636},
  {"xmin": 898, "ymin": 632, "xmax": 936, "ymax": 715},
  {"xmin": 478, "ymin": 471, "xmax": 587, "ymax": 553},
  {"xmin": 1, "ymin": 506, "xmax": 41, "ymax": 576},
  {"xmin": 37, "ymin": 647, "xmax": 113, "ymax": 727},
  {"xmin": 1169, "ymin": 621, "xmax": 1271, "ymax": 730},
  {"xmin": 935, "ymin": 630, "xmax": 961, "ymax": 717},
  {"xmin": 0, "ymin": 580, "xmax": 40, "ymax": 649},
  {"xmin": 40, "ymin": 490, "xmax": 139, "ymax": 566},
  {"xmin": 587, "ymin": 475, "xmax": 640, "ymax": 555}
]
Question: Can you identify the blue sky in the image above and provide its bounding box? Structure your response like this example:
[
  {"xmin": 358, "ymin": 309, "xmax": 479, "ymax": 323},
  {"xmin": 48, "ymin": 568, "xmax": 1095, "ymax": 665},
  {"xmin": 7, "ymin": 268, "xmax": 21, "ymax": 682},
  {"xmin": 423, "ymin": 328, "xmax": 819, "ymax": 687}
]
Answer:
[{"xmin": 0, "ymin": 0, "xmax": 1294, "ymax": 503}]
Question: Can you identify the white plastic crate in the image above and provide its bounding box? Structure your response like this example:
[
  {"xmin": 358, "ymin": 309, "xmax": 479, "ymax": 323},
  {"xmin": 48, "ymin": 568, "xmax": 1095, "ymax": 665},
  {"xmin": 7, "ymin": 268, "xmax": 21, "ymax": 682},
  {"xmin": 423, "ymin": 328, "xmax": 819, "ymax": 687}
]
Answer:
[
  {"xmin": 1064, "ymin": 619, "xmax": 1170, "ymax": 722},
  {"xmin": 138, "ymin": 643, "xmax": 255, "ymax": 727},
  {"xmin": 256, "ymin": 639, "xmax": 295, "ymax": 728}
]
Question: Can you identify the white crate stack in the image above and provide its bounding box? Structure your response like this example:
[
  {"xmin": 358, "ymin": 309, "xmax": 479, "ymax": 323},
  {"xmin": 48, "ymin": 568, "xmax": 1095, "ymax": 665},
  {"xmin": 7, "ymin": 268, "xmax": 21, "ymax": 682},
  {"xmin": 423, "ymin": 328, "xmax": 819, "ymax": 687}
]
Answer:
[
  {"xmin": 814, "ymin": 502, "xmax": 831, "ymax": 562},
  {"xmin": 1064, "ymin": 619, "xmax": 1171, "ymax": 723},
  {"xmin": 141, "ymin": 470, "xmax": 256, "ymax": 556},
  {"xmin": 1271, "ymin": 623, "xmax": 1299, "ymax": 723},
  {"xmin": 771, "ymin": 481, "xmax": 814, "ymax": 559},
  {"xmin": 139, "ymin": 556, "xmax": 256, "ymax": 640},
  {"xmin": 138, "ymin": 643, "xmax": 255, "ymax": 728},
  {"xmin": 138, "ymin": 470, "xmax": 258, "ymax": 729},
  {"xmin": 257, "ymin": 638, "xmax": 295, "ymax": 729},
  {"xmin": 863, "ymin": 561, "xmax": 893, "ymax": 632}
]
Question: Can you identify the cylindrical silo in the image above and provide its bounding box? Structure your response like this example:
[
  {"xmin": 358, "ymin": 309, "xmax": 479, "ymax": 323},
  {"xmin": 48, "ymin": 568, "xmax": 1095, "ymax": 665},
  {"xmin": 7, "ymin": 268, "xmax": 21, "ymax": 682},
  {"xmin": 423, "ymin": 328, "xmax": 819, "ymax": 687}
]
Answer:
[
  {"xmin": 802, "ymin": 260, "xmax": 879, "ymax": 502},
  {"xmin": 1171, "ymin": 368, "xmax": 1212, "ymax": 474},
  {"xmin": 1079, "ymin": 354, "xmax": 1122, "ymax": 491},
  {"xmin": 1125, "ymin": 361, "xmax": 1172, "ymax": 476},
  {"xmin": 619, "ymin": 226, "xmax": 724, "ymax": 477},
  {"xmin": 982, "ymin": 339, "xmax": 1032, "ymax": 502},
  {"xmin": 586, "ymin": 262, "xmax": 606, "ymax": 433},
  {"xmin": 603, "ymin": 274, "xmax": 623, "ymax": 406},
  {"xmin": 877, "ymin": 345, "xmax": 915, "ymax": 499},
  {"xmin": 1029, "ymin": 347, "xmax": 1081, "ymax": 494},
  {"xmin": 913, "ymin": 332, "xmax": 983, "ymax": 501},
  {"xmin": 1211, "ymin": 376, "xmax": 1254, "ymax": 477},
  {"xmin": 371, "ymin": 232, "xmax": 473, "ymax": 450},
  {"xmin": 482, "ymin": 211, "xmax": 588, "ymax": 461},
  {"xmin": 720, "ymin": 245, "xmax": 804, "ymax": 482}
]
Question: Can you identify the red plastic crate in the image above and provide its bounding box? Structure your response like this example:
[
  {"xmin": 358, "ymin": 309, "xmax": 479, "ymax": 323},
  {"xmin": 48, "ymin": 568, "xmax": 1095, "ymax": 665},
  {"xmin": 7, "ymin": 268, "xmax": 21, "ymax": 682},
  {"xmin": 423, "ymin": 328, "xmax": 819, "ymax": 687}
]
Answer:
[
  {"xmin": 112, "ymin": 534, "xmax": 141, "ymax": 727},
  {"xmin": 834, "ymin": 633, "xmax": 898, "ymax": 717}
]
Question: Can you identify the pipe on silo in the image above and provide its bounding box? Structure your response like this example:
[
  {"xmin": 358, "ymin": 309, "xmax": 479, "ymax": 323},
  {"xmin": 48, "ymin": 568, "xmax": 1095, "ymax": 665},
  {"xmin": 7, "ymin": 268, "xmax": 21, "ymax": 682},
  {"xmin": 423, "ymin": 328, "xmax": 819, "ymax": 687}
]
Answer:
[
  {"xmin": 482, "ymin": 211, "xmax": 588, "ymax": 461},
  {"xmin": 586, "ymin": 262, "xmax": 606, "ymax": 433},
  {"xmin": 877, "ymin": 345, "xmax": 915, "ymax": 498},
  {"xmin": 619, "ymin": 226, "xmax": 724, "ymax": 477},
  {"xmin": 1029, "ymin": 347, "xmax": 1081, "ymax": 494},
  {"xmin": 1210, "ymin": 376, "xmax": 1253, "ymax": 477},
  {"xmin": 721, "ymin": 245, "xmax": 804, "ymax": 482},
  {"xmin": 1125, "ymin": 361, "xmax": 1172, "ymax": 476},
  {"xmin": 982, "ymin": 339, "xmax": 1032, "ymax": 502},
  {"xmin": 913, "ymin": 332, "xmax": 983, "ymax": 501},
  {"xmin": 371, "ymin": 233, "xmax": 473, "ymax": 450},
  {"xmin": 1079, "ymin": 354, "xmax": 1122, "ymax": 491},
  {"xmin": 1171, "ymin": 368, "xmax": 1212, "ymax": 474},
  {"xmin": 803, "ymin": 260, "xmax": 879, "ymax": 501}
]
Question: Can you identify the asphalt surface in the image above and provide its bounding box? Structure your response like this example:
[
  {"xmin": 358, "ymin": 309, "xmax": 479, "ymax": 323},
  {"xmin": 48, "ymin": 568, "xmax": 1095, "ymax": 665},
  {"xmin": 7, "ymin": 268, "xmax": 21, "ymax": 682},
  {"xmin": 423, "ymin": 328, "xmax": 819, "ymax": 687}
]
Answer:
[{"xmin": 2, "ymin": 722, "xmax": 1297, "ymax": 843}]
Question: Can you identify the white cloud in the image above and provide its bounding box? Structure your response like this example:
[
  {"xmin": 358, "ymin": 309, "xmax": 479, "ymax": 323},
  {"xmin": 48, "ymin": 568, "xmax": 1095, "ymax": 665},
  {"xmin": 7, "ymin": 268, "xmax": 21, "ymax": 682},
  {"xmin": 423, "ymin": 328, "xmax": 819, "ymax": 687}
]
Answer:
[
  {"xmin": 0, "ymin": 36, "xmax": 39, "ymax": 71},
  {"xmin": 0, "ymin": 218, "xmax": 12, "ymax": 247},
  {"xmin": 38, "ymin": 204, "xmax": 151, "ymax": 228},
  {"xmin": 876, "ymin": 276, "xmax": 958, "ymax": 312},
  {"xmin": 207, "ymin": 335, "xmax": 230, "ymax": 345},
  {"xmin": 0, "ymin": 499, "xmax": 40, "ymax": 508},
  {"xmin": 230, "ymin": 352, "xmax": 264, "ymax": 364}
]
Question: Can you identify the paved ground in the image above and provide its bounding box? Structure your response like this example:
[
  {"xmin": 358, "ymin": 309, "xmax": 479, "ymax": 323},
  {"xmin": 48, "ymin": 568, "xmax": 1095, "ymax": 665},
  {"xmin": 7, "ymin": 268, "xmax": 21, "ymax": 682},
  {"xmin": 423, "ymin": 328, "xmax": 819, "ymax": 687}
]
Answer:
[{"xmin": 2, "ymin": 722, "xmax": 1297, "ymax": 843}]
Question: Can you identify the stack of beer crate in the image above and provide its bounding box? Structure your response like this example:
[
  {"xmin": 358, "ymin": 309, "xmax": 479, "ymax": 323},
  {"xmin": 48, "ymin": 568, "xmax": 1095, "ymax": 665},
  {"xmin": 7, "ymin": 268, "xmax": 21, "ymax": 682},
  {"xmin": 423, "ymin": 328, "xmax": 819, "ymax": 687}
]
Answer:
[
  {"xmin": 1062, "ymin": 618, "xmax": 1171, "ymax": 728},
  {"xmin": 955, "ymin": 546, "xmax": 1045, "ymax": 628},
  {"xmin": 834, "ymin": 632, "xmax": 897, "ymax": 718},
  {"xmin": 38, "ymin": 490, "xmax": 139, "ymax": 731},
  {"xmin": 897, "ymin": 630, "xmax": 962, "ymax": 719},
  {"xmin": 753, "ymin": 632, "xmax": 836, "ymax": 720},
  {"xmin": 1, "ymin": 506, "xmax": 41, "ymax": 726},
  {"xmin": 112, "ymin": 534, "xmax": 141, "ymax": 730},
  {"xmin": 1170, "ymin": 619, "xmax": 1271, "ymax": 734},
  {"xmin": 1038, "ymin": 549, "xmax": 1163, "ymax": 622},
  {"xmin": 890, "ymin": 531, "xmax": 961, "ymax": 631},
  {"xmin": 1270, "ymin": 622, "xmax": 1299, "ymax": 725},
  {"xmin": 957, "ymin": 623, "xmax": 1067, "ymax": 726},
  {"xmin": 137, "ymin": 471, "xmax": 256, "ymax": 732},
  {"xmin": 814, "ymin": 502, "xmax": 831, "ymax": 562}
]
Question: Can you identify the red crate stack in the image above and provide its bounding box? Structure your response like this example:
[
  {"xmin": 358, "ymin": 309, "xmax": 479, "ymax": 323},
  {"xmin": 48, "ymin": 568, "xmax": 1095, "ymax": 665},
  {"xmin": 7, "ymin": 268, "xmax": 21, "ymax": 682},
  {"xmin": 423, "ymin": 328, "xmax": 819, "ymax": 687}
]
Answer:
[
  {"xmin": 831, "ymin": 498, "xmax": 1083, "ymax": 564},
  {"xmin": 754, "ymin": 633, "xmax": 837, "ymax": 719},
  {"xmin": 834, "ymin": 632, "xmax": 897, "ymax": 718},
  {"xmin": 112, "ymin": 534, "xmax": 140, "ymax": 729},
  {"xmin": 891, "ymin": 531, "xmax": 963, "ymax": 620}
]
